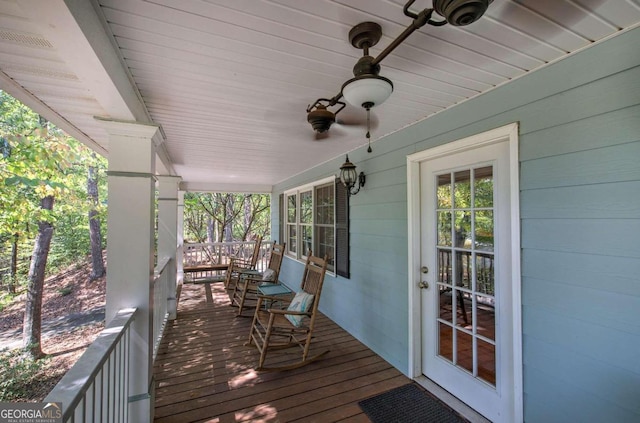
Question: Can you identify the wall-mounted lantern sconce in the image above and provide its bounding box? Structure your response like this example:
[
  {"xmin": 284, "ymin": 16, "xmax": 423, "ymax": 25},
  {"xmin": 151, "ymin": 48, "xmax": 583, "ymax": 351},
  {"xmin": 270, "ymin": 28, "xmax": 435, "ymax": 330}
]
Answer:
[{"xmin": 339, "ymin": 155, "xmax": 366, "ymax": 196}]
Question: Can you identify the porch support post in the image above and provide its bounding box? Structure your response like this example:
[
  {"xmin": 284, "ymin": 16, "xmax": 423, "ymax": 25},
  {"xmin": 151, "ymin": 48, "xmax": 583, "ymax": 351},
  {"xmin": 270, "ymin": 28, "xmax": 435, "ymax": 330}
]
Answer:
[
  {"xmin": 100, "ymin": 118, "xmax": 160, "ymax": 423},
  {"xmin": 177, "ymin": 190, "xmax": 185, "ymax": 286},
  {"xmin": 157, "ymin": 176, "xmax": 181, "ymax": 320}
]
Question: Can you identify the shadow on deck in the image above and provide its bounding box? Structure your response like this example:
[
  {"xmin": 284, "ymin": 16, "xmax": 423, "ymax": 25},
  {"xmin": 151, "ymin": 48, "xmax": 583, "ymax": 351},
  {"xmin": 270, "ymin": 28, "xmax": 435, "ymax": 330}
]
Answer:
[{"xmin": 153, "ymin": 281, "xmax": 412, "ymax": 422}]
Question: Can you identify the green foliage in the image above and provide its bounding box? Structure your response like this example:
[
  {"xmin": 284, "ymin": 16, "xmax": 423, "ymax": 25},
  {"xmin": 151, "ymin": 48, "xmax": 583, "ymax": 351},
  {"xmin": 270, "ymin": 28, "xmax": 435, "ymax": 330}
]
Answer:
[
  {"xmin": 0, "ymin": 90, "xmax": 108, "ymax": 284},
  {"xmin": 436, "ymin": 169, "xmax": 494, "ymax": 248},
  {"xmin": 0, "ymin": 348, "xmax": 49, "ymax": 401},
  {"xmin": 58, "ymin": 285, "xmax": 73, "ymax": 296},
  {"xmin": 0, "ymin": 290, "xmax": 17, "ymax": 311},
  {"xmin": 184, "ymin": 192, "xmax": 270, "ymax": 243}
]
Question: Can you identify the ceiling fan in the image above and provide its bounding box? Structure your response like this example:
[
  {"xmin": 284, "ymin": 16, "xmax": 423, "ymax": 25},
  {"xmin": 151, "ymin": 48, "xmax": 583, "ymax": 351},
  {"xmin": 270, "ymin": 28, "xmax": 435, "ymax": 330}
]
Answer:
[
  {"xmin": 306, "ymin": 98, "xmax": 379, "ymax": 140},
  {"xmin": 306, "ymin": 0, "xmax": 493, "ymax": 147}
]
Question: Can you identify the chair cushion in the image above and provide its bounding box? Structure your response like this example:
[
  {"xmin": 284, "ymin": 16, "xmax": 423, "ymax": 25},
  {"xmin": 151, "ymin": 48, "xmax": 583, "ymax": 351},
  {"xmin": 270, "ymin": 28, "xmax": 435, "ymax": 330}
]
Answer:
[
  {"xmin": 262, "ymin": 268, "xmax": 276, "ymax": 281},
  {"xmin": 285, "ymin": 291, "xmax": 314, "ymax": 327}
]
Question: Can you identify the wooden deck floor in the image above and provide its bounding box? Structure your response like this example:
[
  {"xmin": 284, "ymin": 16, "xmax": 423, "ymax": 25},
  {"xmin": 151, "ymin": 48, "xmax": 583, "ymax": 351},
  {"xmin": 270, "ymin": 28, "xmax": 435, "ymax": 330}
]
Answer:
[{"xmin": 153, "ymin": 281, "xmax": 413, "ymax": 422}]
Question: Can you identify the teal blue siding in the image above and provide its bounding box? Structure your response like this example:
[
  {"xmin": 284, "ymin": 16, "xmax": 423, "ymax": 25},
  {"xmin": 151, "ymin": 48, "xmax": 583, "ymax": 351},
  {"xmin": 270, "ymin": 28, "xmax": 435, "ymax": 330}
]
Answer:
[
  {"xmin": 274, "ymin": 26, "xmax": 640, "ymax": 422},
  {"xmin": 522, "ymin": 249, "xmax": 639, "ymax": 298},
  {"xmin": 521, "ymin": 181, "xmax": 640, "ymax": 219}
]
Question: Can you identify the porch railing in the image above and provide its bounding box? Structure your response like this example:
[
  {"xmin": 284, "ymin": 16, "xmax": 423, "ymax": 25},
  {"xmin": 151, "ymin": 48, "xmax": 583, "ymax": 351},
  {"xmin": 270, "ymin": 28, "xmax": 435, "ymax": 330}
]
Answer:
[
  {"xmin": 184, "ymin": 240, "xmax": 273, "ymax": 272},
  {"xmin": 153, "ymin": 257, "xmax": 172, "ymax": 360},
  {"xmin": 44, "ymin": 241, "xmax": 267, "ymax": 421},
  {"xmin": 44, "ymin": 308, "xmax": 136, "ymax": 423}
]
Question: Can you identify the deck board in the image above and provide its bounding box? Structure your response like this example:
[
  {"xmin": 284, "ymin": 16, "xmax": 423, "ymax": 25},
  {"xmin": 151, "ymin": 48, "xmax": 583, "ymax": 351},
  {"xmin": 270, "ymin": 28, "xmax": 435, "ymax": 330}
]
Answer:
[{"xmin": 153, "ymin": 281, "xmax": 412, "ymax": 422}]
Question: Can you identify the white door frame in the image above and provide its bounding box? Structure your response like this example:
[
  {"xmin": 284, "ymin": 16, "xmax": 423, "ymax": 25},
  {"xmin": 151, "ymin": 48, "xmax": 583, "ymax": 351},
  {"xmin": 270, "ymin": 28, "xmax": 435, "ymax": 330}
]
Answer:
[{"xmin": 406, "ymin": 123, "xmax": 523, "ymax": 422}]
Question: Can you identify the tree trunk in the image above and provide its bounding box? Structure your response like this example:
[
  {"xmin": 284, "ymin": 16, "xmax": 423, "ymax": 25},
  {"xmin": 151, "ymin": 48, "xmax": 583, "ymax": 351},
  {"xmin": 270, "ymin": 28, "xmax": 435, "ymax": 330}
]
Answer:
[
  {"xmin": 87, "ymin": 164, "xmax": 105, "ymax": 279},
  {"xmin": 243, "ymin": 195, "xmax": 251, "ymax": 240},
  {"xmin": 224, "ymin": 195, "xmax": 233, "ymax": 243},
  {"xmin": 9, "ymin": 232, "xmax": 18, "ymax": 293},
  {"xmin": 206, "ymin": 217, "xmax": 214, "ymax": 243},
  {"xmin": 22, "ymin": 195, "xmax": 54, "ymax": 358}
]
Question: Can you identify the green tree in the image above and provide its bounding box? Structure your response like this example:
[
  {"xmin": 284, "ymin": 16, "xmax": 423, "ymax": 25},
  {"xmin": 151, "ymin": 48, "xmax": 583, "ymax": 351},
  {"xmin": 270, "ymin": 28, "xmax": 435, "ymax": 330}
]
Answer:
[
  {"xmin": 0, "ymin": 91, "xmax": 98, "ymax": 358},
  {"xmin": 87, "ymin": 155, "xmax": 106, "ymax": 279},
  {"xmin": 183, "ymin": 192, "xmax": 270, "ymax": 243},
  {"xmin": 0, "ymin": 93, "xmax": 41, "ymax": 289},
  {"xmin": 47, "ymin": 152, "xmax": 107, "ymax": 273}
]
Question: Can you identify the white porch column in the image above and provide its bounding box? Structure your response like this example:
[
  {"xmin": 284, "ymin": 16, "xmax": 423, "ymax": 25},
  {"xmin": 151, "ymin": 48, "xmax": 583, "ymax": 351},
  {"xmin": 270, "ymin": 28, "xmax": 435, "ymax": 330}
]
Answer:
[
  {"xmin": 177, "ymin": 190, "xmax": 185, "ymax": 285},
  {"xmin": 101, "ymin": 119, "xmax": 160, "ymax": 422},
  {"xmin": 157, "ymin": 176, "xmax": 181, "ymax": 320}
]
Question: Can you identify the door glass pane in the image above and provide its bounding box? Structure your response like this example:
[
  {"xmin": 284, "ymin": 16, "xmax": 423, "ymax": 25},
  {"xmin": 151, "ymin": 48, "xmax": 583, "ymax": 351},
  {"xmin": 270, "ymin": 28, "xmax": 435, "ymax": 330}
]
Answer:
[
  {"xmin": 474, "ymin": 166, "xmax": 493, "ymax": 208},
  {"xmin": 476, "ymin": 295, "xmax": 495, "ymax": 341},
  {"xmin": 456, "ymin": 329, "xmax": 473, "ymax": 375},
  {"xmin": 454, "ymin": 170, "xmax": 471, "ymax": 208},
  {"xmin": 437, "ymin": 211, "xmax": 452, "ymax": 246},
  {"xmin": 438, "ymin": 285, "xmax": 453, "ymax": 323},
  {"xmin": 454, "ymin": 211, "xmax": 471, "ymax": 248},
  {"xmin": 476, "ymin": 254, "xmax": 494, "ymax": 295},
  {"xmin": 475, "ymin": 210, "xmax": 494, "ymax": 251},
  {"xmin": 455, "ymin": 289, "xmax": 472, "ymax": 329},
  {"xmin": 438, "ymin": 322, "xmax": 453, "ymax": 362},
  {"xmin": 455, "ymin": 251, "xmax": 472, "ymax": 290},
  {"xmin": 437, "ymin": 248, "xmax": 452, "ymax": 284},
  {"xmin": 478, "ymin": 339, "xmax": 496, "ymax": 385},
  {"xmin": 437, "ymin": 173, "xmax": 452, "ymax": 208}
]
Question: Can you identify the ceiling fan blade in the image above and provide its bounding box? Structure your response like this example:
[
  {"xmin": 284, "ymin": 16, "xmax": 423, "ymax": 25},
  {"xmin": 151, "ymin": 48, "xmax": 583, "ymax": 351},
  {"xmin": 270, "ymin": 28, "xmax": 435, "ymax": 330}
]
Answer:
[
  {"xmin": 335, "ymin": 108, "xmax": 379, "ymax": 131},
  {"xmin": 314, "ymin": 131, "xmax": 331, "ymax": 141}
]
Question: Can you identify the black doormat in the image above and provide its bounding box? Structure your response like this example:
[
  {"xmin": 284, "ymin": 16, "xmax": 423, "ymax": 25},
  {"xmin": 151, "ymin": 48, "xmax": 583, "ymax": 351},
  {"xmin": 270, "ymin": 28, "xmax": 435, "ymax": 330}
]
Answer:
[{"xmin": 358, "ymin": 383, "xmax": 468, "ymax": 423}]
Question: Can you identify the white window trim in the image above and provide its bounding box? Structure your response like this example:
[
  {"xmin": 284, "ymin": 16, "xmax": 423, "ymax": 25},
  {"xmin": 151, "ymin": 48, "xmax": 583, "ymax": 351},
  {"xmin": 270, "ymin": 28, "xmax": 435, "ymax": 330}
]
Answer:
[
  {"xmin": 284, "ymin": 176, "xmax": 337, "ymax": 273},
  {"xmin": 284, "ymin": 176, "xmax": 335, "ymax": 196}
]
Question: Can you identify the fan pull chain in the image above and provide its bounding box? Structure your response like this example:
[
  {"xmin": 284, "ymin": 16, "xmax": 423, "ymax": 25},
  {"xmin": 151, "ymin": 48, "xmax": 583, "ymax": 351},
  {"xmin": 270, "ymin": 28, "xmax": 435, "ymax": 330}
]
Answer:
[{"xmin": 366, "ymin": 107, "xmax": 372, "ymax": 153}]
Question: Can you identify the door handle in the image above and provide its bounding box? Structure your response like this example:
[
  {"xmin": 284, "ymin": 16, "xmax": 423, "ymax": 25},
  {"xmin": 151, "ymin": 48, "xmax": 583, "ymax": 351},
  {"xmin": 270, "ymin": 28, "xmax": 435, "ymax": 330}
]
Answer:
[{"xmin": 418, "ymin": 281, "xmax": 429, "ymax": 289}]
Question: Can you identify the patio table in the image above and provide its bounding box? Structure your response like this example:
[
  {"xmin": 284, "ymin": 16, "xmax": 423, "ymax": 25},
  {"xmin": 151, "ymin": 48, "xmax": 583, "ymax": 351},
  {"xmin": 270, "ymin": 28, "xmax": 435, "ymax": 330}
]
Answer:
[{"xmin": 257, "ymin": 283, "xmax": 293, "ymax": 309}]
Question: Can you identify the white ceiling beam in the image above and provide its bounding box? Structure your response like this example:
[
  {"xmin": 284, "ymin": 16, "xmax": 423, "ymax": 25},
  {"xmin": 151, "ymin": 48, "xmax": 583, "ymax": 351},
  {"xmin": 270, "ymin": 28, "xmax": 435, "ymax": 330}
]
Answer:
[
  {"xmin": 17, "ymin": 0, "xmax": 175, "ymax": 175},
  {"xmin": 0, "ymin": 70, "xmax": 108, "ymax": 156},
  {"xmin": 181, "ymin": 181, "xmax": 273, "ymax": 194},
  {"xmin": 18, "ymin": 0, "xmax": 147, "ymax": 122}
]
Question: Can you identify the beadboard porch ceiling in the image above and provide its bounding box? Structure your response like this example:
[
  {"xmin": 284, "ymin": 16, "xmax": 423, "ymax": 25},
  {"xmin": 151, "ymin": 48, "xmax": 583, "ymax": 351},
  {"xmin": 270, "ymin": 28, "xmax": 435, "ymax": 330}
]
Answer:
[{"xmin": 1, "ymin": 0, "xmax": 639, "ymax": 192}]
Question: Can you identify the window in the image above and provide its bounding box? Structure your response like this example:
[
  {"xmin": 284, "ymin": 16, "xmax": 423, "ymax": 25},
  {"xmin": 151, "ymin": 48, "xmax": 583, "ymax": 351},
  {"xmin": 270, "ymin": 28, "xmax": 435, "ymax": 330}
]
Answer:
[
  {"xmin": 286, "ymin": 193, "xmax": 297, "ymax": 255},
  {"xmin": 300, "ymin": 190, "xmax": 313, "ymax": 256},
  {"xmin": 315, "ymin": 184, "xmax": 334, "ymax": 266},
  {"xmin": 282, "ymin": 177, "xmax": 349, "ymax": 276}
]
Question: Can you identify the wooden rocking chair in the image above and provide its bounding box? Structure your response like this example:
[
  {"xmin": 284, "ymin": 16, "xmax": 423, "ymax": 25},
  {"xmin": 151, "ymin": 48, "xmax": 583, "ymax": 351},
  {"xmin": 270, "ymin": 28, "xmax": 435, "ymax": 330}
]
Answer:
[
  {"xmin": 231, "ymin": 242, "xmax": 285, "ymax": 316},
  {"xmin": 247, "ymin": 254, "xmax": 328, "ymax": 371},
  {"xmin": 224, "ymin": 236, "xmax": 262, "ymax": 296}
]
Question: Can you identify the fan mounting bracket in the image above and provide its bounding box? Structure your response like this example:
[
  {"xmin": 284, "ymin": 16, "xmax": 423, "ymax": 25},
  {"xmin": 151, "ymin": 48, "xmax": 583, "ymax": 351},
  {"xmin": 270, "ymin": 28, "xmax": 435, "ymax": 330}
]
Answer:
[{"xmin": 349, "ymin": 22, "xmax": 382, "ymax": 50}]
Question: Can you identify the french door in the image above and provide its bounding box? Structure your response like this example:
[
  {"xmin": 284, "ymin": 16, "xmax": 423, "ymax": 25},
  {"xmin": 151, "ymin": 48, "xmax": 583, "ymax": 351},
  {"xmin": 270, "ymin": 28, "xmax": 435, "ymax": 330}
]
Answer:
[{"xmin": 409, "ymin": 124, "xmax": 521, "ymax": 422}]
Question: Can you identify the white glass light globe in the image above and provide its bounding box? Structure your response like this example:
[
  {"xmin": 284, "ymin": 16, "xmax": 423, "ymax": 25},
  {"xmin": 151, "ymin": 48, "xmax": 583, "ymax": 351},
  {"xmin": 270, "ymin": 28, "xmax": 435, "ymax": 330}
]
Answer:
[{"xmin": 342, "ymin": 76, "xmax": 393, "ymax": 108}]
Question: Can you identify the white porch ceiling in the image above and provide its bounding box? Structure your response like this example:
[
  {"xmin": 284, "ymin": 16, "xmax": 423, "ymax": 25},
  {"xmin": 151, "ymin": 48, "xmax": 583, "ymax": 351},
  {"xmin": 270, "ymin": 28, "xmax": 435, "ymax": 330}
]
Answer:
[{"xmin": 1, "ymin": 0, "xmax": 639, "ymax": 192}]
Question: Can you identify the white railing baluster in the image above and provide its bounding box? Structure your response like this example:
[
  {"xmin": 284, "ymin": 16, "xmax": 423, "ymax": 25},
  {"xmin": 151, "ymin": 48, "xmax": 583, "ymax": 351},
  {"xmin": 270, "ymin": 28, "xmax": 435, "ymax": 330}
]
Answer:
[
  {"xmin": 123, "ymin": 328, "xmax": 129, "ymax": 423},
  {"xmin": 96, "ymin": 369, "xmax": 102, "ymax": 422},
  {"xmin": 184, "ymin": 240, "xmax": 273, "ymax": 272},
  {"xmin": 46, "ymin": 243, "xmax": 279, "ymax": 421},
  {"xmin": 152, "ymin": 257, "xmax": 172, "ymax": 360},
  {"xmin": 44, "ymin": 308, "xmax": 136, "ymax": 422}
]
